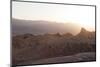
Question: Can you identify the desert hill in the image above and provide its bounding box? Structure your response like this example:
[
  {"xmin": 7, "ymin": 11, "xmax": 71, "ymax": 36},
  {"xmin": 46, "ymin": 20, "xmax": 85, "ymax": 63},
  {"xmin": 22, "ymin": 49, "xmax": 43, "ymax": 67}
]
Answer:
[{"xmin": 12, "ymin": 28, "xmax": 96, "ymax": 66}]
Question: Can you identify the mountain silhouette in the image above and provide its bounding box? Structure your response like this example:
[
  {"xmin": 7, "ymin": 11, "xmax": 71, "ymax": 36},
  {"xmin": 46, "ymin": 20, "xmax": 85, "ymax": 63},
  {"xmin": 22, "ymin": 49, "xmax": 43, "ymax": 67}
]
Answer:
[
  {"xmin": 12, "ymin": 18, "xmax": 81, "ymax": 36},
  {"xmin": 76, "ymin": 28, "xmax": 95, "ymax": 39}
]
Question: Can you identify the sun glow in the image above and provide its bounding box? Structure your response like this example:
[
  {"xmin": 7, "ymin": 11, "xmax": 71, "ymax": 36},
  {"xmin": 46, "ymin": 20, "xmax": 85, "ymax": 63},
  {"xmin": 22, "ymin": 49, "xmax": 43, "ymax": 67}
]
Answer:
[{"xmin": 12, "ymin": 1, "xmax": 95, "ymax": 31}]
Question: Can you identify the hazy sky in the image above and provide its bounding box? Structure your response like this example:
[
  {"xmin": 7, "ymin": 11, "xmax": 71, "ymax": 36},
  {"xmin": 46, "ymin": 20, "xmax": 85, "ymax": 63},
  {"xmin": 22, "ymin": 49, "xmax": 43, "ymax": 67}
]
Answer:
[{"xmin": 12, "ymin": 1, "xmax": 95, "ymax": 31}]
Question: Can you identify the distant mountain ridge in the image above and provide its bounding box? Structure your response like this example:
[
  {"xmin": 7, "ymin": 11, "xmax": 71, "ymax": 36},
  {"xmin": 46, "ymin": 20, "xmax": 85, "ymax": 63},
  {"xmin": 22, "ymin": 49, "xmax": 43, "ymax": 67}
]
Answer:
[{"xmin": 12, "ymin": 18, "xmax": 81, "ymax": 35}]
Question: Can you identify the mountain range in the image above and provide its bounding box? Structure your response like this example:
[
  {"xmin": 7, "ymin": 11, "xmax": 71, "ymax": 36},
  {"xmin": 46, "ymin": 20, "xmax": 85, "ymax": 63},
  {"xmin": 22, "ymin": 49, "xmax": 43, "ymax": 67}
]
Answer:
[{"xmin": 12, "ymin": 18, "xmax": 81, "ymax": 35}]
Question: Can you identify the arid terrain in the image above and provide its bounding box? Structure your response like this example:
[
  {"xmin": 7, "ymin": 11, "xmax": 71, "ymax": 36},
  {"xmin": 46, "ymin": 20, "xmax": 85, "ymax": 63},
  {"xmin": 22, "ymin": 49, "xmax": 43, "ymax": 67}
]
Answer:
[
  {"xmin": 12, "ymin": 1, "xmax": 96, "ymax": 66},
  {"xmin": 12, "ymin": 27, "xmax": 96, "ymax": 66}
]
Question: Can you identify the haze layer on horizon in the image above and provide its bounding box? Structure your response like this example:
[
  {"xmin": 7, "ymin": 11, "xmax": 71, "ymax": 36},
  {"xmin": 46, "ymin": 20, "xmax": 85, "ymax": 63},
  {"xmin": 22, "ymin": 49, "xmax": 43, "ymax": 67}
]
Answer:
[{"xmin": 12, "ymin": 1, "xmax": 95, "ymax": 33}]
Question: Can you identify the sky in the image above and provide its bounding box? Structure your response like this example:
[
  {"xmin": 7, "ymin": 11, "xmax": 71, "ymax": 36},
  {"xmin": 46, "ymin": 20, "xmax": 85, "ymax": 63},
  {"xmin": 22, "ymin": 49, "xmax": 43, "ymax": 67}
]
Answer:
[{"xmin": 12, "ymin": 1, "xmax": 95, "ymax": 31}]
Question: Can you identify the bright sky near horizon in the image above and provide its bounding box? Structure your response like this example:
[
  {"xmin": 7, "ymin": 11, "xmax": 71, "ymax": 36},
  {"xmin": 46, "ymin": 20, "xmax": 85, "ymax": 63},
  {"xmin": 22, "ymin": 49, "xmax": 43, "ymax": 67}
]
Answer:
[{"xmin": 12, "ymin": 1, "xmax": 95, "ymax": 31}]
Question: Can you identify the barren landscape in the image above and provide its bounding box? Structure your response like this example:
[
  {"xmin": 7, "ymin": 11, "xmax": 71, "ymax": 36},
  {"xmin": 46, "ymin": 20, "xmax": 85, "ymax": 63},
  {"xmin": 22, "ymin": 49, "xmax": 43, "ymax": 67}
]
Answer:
[
  {"xmin": 12, "ymin": 1, "xmax": 96, "ymax": 66},
  {"xmin": 12, "ymin": 19, "xmax": 96, "ymax": 66}
]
